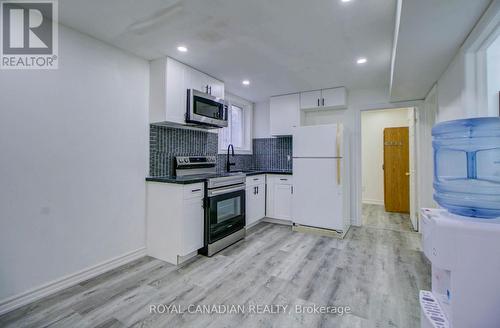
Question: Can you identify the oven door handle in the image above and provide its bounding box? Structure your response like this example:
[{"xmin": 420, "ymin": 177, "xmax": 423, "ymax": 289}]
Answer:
[{"xmin": 207, "ymin": 184, "xmax": 245, "ymax": 197}]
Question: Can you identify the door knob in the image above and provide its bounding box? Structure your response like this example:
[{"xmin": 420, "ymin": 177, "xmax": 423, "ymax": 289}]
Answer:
[{"xmin": 405, "ymin": 172, "xmax": 410, "ymax": 176}]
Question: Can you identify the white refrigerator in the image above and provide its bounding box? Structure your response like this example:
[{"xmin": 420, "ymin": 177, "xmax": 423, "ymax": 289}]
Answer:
[{"xmin": 292, "ymin": 124, "xmax": 350, "ymax": 232}]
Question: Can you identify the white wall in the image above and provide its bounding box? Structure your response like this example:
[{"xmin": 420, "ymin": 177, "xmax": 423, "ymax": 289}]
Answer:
[
  {"xmin": 435, "ymin": 52, "xmax": 471, "ymax": 122},
  {"xmin": 418, "ymin": 86, "xmax": 438, "ymax": 211},
  {"xmin": 433, "ymin": 1, "xmax": 500, "ymax": 122},
  {"xmin": 361, "ymin": 109, "xmax": 410, "ymax": 205},
  {"xmin": 0, "ymin": 25, "xmax": 149, "ymax": 306}
]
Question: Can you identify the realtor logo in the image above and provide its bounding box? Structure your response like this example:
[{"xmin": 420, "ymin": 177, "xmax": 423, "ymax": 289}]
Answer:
[{"xmin": 1, "ymin": 0, "xmax": 58, "ymax": 69}]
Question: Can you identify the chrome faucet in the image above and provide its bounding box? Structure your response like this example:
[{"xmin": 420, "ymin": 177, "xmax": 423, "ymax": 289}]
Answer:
[{"xmin": 226, "ymin": 144, "xmax": 235, "ymax": 172}]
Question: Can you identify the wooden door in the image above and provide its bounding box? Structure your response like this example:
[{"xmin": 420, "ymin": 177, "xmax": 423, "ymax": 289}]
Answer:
[{"xmin": 384, "ymin": 127, "xmax": 410, "ymax": 213}]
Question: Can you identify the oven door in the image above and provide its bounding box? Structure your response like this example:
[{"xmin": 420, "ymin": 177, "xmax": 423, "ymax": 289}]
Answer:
[
  {"xmin": 187, "ymin": 89, "xmax": 228, "ymax": 127},
  {"xmin": 206, "ymin": 185, "xmax": 245, "ymax": 244}
]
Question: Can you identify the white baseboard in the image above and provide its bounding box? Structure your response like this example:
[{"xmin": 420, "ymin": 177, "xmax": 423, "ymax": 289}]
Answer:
[
  {"xmin": 245, "ymin": 218, "xmax": 265, "ymax": 229},
  {"xmin": 262, "ymin": 217, "xmax": 293, "ymax": 226},
  {"xmin": 0, "ymin": 247, "xmax": 146, "ymax": 316},
  {"xmin": 362, "ymin": 199, "xmax": 384, "ymax": 206}
]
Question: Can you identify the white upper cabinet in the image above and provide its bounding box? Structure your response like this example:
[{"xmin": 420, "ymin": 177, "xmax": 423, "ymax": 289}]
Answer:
[
  {"xmin": 186, "ymin": 67, "xmax": 224, "ymax": 99},
  {"xmin": 269, "ymin": 87, "xmax": 347, "ymax": 135},
  {"xmin": 270, "ymin": 93, "xmax": 300, "ymax": 136},
  {"xmin": 164, "ymin": 58, "xmax": 187, "ymax": 124},
  {"xmin": 208, "ymin": 76, "xmax": 224, "ymax": 99},
  {"xmin": 185, "ymin": 67, "xmax": 205, "ymax": 92},
  {"xmin": 299, "ymin": 87, "xmax": 347, "ymax": 110},
  {"xmin": 321, "ymin": 87, "xmax": 347, "ymax": 109},
  {"xmin": 149, "ymin": 57, "xmax": 224, "ymax": 124},
  {"xmin": 300, "ymin": 90, "xmax": 322, "ymax": 110}
]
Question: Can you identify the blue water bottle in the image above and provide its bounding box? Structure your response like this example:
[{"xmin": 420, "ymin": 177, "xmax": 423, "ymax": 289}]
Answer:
[{"xmin": 432, "ymin": 117, "xmax": 500, "ymax": 218}]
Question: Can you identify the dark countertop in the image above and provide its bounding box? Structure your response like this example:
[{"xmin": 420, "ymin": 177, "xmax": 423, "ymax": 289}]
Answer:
[
  {"xmin": 244, "ymin": 170, "xmax": 293, "ymax": 176},
  {"xmin": 146, "ymin": 175, "xmax": 210, "ymax": 184},
  {"xmin": 146, "ymin": 170, "xmax": 292, "ymax": 184}
]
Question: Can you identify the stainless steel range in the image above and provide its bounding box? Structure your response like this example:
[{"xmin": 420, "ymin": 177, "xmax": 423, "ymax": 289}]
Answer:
[{"xmin": 175, "ymin": 156, "xmax": 246, "ymax": 256}]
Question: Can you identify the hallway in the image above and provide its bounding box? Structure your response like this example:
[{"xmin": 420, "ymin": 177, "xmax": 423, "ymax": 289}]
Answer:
[{"xmin": 362, "ymin": 204, "xmax": 414, "ymax": 232}]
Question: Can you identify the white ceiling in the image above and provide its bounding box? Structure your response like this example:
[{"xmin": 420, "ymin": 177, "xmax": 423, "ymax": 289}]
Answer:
[
  {"xmin": 390, "ymin": 0, "xmax": 492, "ymax": 102},
  {"xmin": 58, "ymin": 0, "xmax": 493, "ymax": 103},
  {"xmin": 58, "ymin": 0, "xmax": 396, "ymax": 102}
]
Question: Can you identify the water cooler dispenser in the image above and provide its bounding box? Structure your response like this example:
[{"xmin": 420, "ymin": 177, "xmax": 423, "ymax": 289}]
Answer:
[
  {"xmin": 420, "ymin": 117, "xmax": 500, "ymax": 328},
  {"xmin": 420, "ymin": 208, "xmax": 500, "ymax": 328}
]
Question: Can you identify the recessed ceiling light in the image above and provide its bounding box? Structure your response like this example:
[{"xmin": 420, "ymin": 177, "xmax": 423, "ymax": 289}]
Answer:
[
  {"xmin": 341, "ymin": 0, "xmax": 352, "ymax": 2},
  {"xmin": 177, "ymin": 46, "xmax": 188, "ymax": 52},
  {"xmin": 357, "ymin": 57, "xmax": 367, "ymax": 64},
  {"xmin": 242, "ymin": 80, "xmax": 250, "ymax": 86}
]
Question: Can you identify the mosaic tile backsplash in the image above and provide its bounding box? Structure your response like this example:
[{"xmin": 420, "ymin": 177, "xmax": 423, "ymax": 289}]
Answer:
[
  {"xmin": 149, "ymin": 125, "xmax": 292, "ymax": 176},
  {"xmin": 216, "ymin": 154, "xmax": 254, "ymax": 173},
  {"xmin": 253, "ymin": 138, "xmax": 293, "ymax": 171},
  {"xmin": 149, "ymin": 125, "xmax": 218, "ymax": 176}
]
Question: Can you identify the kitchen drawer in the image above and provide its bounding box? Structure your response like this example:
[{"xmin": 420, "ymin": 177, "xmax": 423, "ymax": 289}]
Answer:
[
  {"xmin": 183, "ymin": 183, "xmax": 204, "ymax": 200},
  {"xmin": 267, "ymin": 175, "xmax": 293, "ymax": 185},
  {"xmin": 246, "ymin": 175, "xmax": 265, "ymax": 187}
]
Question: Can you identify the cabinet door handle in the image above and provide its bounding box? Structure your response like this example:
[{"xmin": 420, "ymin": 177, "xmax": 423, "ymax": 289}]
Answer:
[
  {"xmin": 191, "ymin": 188, "xmax": 201, "ymax": 192},
  {"xmin": 253, "ymin": 178, "xmax": 259, "ymax": 181},
  {"xmin": 209, "ymin": 86, "xmax": 212, "ymax": 94},
  {"xmin": 280, "ymin": 178, "xmax": 288, "ymax": 181},
  {"xmin": 256, "ymin": 186, "xmax": 259, "ymax": 194},
  {"xmin": 322, "ymin": 98, "xmax": 325, "ymax": 106},
  {"xmin": 317, "ymin": 98, "xmax": 320, "ymax": 107},
  {"xmin": 291, "ymin": 186, "xmax": 293, "ymax": 194}
]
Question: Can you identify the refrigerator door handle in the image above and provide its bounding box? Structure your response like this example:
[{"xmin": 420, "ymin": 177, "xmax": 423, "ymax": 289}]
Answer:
[
  {"xmin": 337, "ymin": 158, "xmax": 341, "ymax": 185},
  {"xmin": 336, "ymin": 128, "xmax": 341, "ymax": 185}
]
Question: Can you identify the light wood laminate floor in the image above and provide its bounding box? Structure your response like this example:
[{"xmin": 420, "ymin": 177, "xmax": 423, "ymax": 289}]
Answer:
[
  {"xmin": 0, "ymin": 211, "xmax": 430, "ymax": 328},
  {"xmin": 363, "ymin": 203, "xmax": 414, "ymax": 232}
]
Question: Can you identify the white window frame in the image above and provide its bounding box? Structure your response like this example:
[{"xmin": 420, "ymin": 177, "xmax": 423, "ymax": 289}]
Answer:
[
  {"xmin": 460, "ymin": 2, "xmax": 500, "ymax": 117},
  {"xmin": 218, "ymin": 93, "xmax": 253, "ymax": 154}
]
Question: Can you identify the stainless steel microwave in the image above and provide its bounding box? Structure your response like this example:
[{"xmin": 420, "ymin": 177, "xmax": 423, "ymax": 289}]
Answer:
[{"xmin": 186, "ymin": 89, "xmax": 228, "ymax": 128}]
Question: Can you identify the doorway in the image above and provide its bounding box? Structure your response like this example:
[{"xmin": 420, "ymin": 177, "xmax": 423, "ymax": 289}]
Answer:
[{"xmin": 361, "ymin": 108, "xmax": 416, "ymax": 231}]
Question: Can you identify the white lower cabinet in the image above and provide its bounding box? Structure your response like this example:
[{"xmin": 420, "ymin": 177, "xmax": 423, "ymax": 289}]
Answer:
[
  {"xmin": 245, "ymin": 175, "xmax": 266, "ymax": 227},
  {"xmin": 181, "ymin": 196, "xmax": 204, "ymax": 255},
  {"xmin": 266, "ymin": 175, "xmax": 293, "ymax": 220},
  {"xmin": 146, "ymin": 182, "xmax": 204, "ymax": 265}
]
